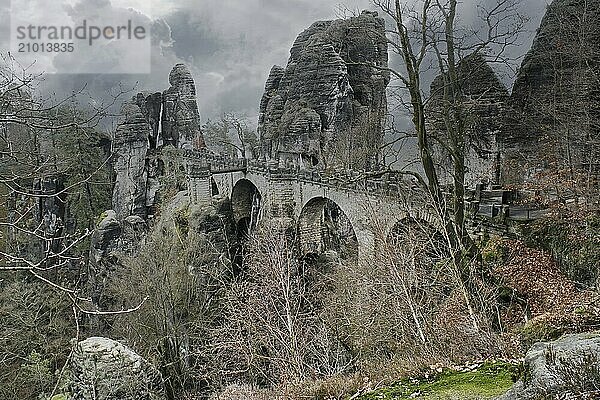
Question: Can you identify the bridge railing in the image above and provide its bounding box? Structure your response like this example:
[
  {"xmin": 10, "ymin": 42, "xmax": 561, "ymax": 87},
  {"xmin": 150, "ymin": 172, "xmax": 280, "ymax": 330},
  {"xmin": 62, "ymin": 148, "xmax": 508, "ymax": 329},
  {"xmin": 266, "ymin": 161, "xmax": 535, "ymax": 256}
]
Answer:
[
  {"xmin": 245, "ymin": 159, "xmax": 421, "ymax": 198},
  {"xmin": 181, "ymin": 149, "xmax": 549, "ymax": 221},
  {"xmin": 182, "ymin": 148, "xmax": 247, "ymax": 172}
]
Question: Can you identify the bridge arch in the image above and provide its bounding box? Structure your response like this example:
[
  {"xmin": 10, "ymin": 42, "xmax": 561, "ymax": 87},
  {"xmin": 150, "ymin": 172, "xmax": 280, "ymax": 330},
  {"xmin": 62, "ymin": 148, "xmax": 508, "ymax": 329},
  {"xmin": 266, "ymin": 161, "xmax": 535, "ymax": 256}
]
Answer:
[
  {"xmin": 231, "ymin": 178, "xmax": 262, "ymax": 238},
  {"xmin": 385, "ymin": 216, "xmax": 448, "ymax": 267},
  {"xmin": 297, "ymin": 196, "xmax": 358, "ymax": 261},
  {"xmin": 382, "ymin": 207, "xmax": 442, "ymax": 242}
]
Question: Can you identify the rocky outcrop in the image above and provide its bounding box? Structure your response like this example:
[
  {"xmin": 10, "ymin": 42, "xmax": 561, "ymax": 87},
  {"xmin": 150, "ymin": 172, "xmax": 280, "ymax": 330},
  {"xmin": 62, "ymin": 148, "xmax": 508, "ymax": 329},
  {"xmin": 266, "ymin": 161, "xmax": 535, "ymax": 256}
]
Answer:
[
  {"xmin": 258, "ymin": 11, "xmax": 389, "ymax": 171},
  {"xmin": 162, "ymin": 63, "xmax": 205, "ymax": 149},
  {"xmin": 496, "ymin": 333, "xmax": 600, "ymax": 400},
  {"xmin": 112, "ymin": 63, "xmax": 206, "ymax": 221},
  {"xmin": 501, "ymin": 0, "xmax": 600, "ymax": 183},
  {"xmin": 134, "ymin": 92, "xmax": 162, "ymax": 149},
  {"xmin": 428, "ymin": 53, "xmax": 509, "ymax": 186},
  {"xmin": 112, "ymin": 103, "xmax": 150, "ymax": 220},
  {"xmin": 88, "ymin": 211, "xmax": 147, "ymax": 325},
  {"xmin": 70, "ymin": 337, "xmax": 165, "ymax": 400}
]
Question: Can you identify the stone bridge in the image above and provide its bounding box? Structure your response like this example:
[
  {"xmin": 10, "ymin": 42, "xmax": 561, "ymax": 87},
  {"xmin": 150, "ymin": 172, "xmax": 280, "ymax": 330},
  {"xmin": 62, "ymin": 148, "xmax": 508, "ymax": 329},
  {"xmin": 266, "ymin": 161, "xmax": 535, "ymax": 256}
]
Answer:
[
  {"xmin": 181, "ymin": 149, "xmax": 440, "ymax": 264},
  {"xmin": 178, "ymin": 149, "xmax": 545, "ymax": 265}
]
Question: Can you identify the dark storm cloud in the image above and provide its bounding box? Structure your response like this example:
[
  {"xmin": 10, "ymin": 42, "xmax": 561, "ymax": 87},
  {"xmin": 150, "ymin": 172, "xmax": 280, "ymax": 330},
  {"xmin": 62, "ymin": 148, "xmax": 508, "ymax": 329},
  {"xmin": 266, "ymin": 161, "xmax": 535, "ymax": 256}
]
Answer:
[{"xmin": 1, "ymin": 0, "xmax": 551, "ymax": 122}]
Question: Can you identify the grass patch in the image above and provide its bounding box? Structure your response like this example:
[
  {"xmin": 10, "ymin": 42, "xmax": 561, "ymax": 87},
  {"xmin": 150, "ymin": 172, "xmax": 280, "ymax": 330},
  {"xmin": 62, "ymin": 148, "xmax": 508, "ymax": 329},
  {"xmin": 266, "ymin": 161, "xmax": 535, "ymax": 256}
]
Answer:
[{"xmin": 358, "ymin": 362, "xmax": 515, "ymax": 400}]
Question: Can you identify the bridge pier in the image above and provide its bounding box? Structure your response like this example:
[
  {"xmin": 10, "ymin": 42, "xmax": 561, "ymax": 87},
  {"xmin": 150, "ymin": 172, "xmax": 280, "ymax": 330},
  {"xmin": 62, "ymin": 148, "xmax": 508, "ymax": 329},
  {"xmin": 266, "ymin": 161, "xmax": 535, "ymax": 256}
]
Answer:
[
  {"xmin": 356, "ymin": 230, "xmax": 376, "ymax": 267},
  {"xmin": 188, "ymin": 166, "xmax": 212, "ymax": 205}
]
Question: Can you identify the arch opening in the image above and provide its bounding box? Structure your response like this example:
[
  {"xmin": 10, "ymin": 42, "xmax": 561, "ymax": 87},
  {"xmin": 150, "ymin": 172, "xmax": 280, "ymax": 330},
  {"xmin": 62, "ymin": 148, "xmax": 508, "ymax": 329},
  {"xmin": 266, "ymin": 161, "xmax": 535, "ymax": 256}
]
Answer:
[
  {"xmin": 231, "ymin": 179, "xmax": 262, "ymax": 239},
  {"xmin": 211, "ymin": 177, "xmax": 219, "ymax": 196},
  {"xmin": 297, "ymin": 197, "xmax": 358, "ymax": 262}
]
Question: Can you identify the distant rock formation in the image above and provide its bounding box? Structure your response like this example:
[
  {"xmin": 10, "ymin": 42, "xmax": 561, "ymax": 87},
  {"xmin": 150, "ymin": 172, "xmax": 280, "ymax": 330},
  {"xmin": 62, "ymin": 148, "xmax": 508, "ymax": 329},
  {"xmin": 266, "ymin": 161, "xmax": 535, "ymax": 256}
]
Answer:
[
  {"xmin": 112, "ymin": 64, "xmax": 205, "ymax": 220},
  {"xmin": 501, "ymin": 0, "xmax": 600, "ymax": 183},
  {"xmin": 162, "ymin": 64, "xmax": 205, "ymax": 149},
  {"xmin": 428, "ymin": 53, "xmax": 509, "ymax": 186},
  {"xmin": 258, "ymin": 11, "xmax": 390, "ymax": 171},
  {"xmin": 70, "ymin": 337, "xmax": 164, "ymax": 400}
]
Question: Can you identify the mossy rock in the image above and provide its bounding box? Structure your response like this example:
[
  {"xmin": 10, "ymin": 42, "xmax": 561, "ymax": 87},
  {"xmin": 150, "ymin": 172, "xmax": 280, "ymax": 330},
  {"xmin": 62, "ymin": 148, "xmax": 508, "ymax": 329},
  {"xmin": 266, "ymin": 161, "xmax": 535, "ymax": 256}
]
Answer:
[
  {"xmin": 95, "ymin": 211, "xmax": 110, "ymax": 227},
  {"xmin": 520, "ymin": 318, "xmax": 564, "ymax": 348},
  {"xmin": 481, "ymin": 237, "xmax": 507, "ymax": 265},
  {"xmin": 358, "ymin": 361, "xmax": 516, "ymax": 400}
]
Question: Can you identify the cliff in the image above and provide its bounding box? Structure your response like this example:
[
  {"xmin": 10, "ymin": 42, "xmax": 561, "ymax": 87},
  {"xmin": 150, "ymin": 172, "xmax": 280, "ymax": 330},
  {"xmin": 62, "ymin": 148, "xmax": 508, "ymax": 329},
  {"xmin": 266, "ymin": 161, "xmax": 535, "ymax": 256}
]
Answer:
[{"xmin": 502, "ymin": 0, "xmax": 600, "ymax": 183}]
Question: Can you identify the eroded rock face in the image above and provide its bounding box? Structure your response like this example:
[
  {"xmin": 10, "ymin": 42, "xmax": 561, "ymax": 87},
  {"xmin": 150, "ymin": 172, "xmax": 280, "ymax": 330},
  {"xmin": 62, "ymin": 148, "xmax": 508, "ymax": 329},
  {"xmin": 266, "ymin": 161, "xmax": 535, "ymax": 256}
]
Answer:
[
  {"xmin": 258, "ymin": 11, "xmax": 389, "ymax": 171},
  {"xmin": 134, "ymin": 92, "xmax": 162, "ymax": 149},
  {"xmin": 88, "ymin": 211, "xmax": 147, "ymax": 326},
  {"xmin": 496, "ymin": 333, "xmax": 600, "ymax": 400},
  {"xmin": 112, "ymin": 103, "xmax": 150, "ymax": 220},
  {"xmin": 70, "ymin": 337, "xmax": 165, "ymax": 400},
  {"xmin": 162, "ymin": 63, "xmax": 205, "ymax": 149},
  {"xmin": 113, "ymin": 63, "xmax": 205, "ymax": 221},
  {"xmin": 428, "ymin": 53, "xmax": 509, "ymax": 186},
  {"xmin": 501, "ymin": 0, "xmax": 600, "ymax": 183}
]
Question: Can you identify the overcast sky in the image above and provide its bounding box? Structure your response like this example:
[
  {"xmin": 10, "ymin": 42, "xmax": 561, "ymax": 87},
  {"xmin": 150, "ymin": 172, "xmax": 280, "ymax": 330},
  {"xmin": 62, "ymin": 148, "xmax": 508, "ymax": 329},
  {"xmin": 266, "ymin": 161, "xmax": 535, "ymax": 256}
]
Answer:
[{"xmin": 2, "ymin": 0, "xmax": 551, "ymax": 123}]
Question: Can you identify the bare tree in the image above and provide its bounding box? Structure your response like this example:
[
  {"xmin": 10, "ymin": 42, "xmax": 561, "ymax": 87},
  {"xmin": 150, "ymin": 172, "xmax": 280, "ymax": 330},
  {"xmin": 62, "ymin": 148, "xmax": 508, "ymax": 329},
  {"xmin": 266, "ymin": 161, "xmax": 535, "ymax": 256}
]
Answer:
[
  {"xmin": 365, "ymin": 0, "xmax": 527, "ymax": 327},
  {"xmin": 203, "ymin": 112, "xmax": 258, "ymax": 158},
  {"xmin": 211, "ymin": 221, "xmax": 350, "ymax": 387},
  {"xmin": 0, "ymin": 53, "xmax": 137, "ymax": 316}
]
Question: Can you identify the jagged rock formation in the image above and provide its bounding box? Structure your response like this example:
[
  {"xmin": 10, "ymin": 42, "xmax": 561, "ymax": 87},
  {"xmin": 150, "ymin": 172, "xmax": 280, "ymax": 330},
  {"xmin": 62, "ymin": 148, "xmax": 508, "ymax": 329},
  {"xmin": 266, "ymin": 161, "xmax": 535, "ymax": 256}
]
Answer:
[
  {"xmin": 112, "ymin": 103, "xmax": 150, "ymax": 220},
  {"xmin": 497, "ymin": 333, "xmax": 600, "ymax": 399},
  {"xmin": 88, "ymin": 211, "xmax": 147, "ymax": 314},
  {"xmin": 134, "ymin": 92, "xmax": 162, "ymax": 149},
  {"xmin": 428, "ymin": 53, "xmax": 509, "ymax": 186},
  {"xmin": 162, "ymin": 63, "xmax": 205, "ymax": 149},
  {"xmin": 258, "ymin": 11, "xmax": 389, "ymax": 171},
  {"xmin": 112, "ymin": 64, "xmax": 205, "ymax": 221},
  {"xmin": 501, "ymin": 0, "xmax": 600, "ymax": 183},
  {"xmin": 70, "ymin": 337, "xmax": 165, "ymax": 400},
  {"xmin": 129, "ymin": 64, "xmax": 205, "ymax": 151}
]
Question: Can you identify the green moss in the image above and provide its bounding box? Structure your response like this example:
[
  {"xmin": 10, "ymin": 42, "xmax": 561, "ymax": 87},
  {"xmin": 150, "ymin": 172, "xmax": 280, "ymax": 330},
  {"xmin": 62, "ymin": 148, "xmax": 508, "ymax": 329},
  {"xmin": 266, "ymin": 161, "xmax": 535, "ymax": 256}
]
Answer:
[
  {"xmin": 520, "ymin": 319, "xmax": 563, "ymax": 347},
  {"xmin": 95, "ymin": 210, "xmax": 109, "ymax": 227},
  {"xmin": 517, "ymin": 214, "xmax": 600, "ymax": 286},
  {"xmin": 358, "ymin": 362, "xmax": 516, "ymax": 400},
  {"xmin": 481, "ymin": 237, "xmax": 507, "ymax": 265},
  {"xmin": 174, "ymin": 205, "xmax": 191, "ymax": 235}
]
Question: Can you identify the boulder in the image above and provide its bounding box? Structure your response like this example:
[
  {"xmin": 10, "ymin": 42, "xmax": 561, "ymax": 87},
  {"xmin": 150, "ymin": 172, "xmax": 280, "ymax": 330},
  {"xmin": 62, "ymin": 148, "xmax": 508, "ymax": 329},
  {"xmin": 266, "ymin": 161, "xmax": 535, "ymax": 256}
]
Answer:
[
  {"xmin": 496, "ymin": 333, "xmax": 600, "ymax": 399},
  {"xmin": 70, "ymin": 337, "xmax": 165, "ymax": 400}
]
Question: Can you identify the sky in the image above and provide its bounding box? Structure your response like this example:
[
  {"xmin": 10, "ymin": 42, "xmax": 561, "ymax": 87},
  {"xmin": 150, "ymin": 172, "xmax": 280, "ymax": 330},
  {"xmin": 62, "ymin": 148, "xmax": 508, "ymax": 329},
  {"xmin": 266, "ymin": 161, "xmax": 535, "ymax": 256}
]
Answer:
[{"xmin": 1, "ymin": 0, "xmax": 551, "ymax": 124}]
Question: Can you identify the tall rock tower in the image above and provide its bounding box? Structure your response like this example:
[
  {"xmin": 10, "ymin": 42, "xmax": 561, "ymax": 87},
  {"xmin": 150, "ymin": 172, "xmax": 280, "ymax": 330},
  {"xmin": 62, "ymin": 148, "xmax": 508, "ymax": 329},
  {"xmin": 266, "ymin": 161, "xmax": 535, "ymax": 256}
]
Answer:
[
  {"xmin": 427, "ymin": 53, "xmax": 509, "ymax": 187},
  {"xmin": 501, "ymin": 0, "xmax": 600, "ymax": 183},
  {"xmin": 161, "ymin": 63, "xmax": 206, "ymax": 150},
  {"xmin": 257, "ymin": 11, "xmax": 390, "ymax": 171}
]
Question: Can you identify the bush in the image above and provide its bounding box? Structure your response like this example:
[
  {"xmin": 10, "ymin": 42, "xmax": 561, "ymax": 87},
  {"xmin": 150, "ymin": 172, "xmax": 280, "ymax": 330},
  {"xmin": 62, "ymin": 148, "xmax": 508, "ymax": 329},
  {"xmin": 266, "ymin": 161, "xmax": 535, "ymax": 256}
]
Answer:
[{"xmin": 519, "ymin": 213, "xmax": 600, "ymax": 287}]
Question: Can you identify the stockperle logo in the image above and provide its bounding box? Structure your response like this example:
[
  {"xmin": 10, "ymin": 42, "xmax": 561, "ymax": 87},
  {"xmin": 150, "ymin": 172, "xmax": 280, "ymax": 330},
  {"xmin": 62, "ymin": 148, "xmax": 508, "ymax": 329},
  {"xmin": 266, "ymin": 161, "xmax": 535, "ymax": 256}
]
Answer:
[{"xmin": 10, "ymin": 0, "xmax": 151, "ymax": 74}]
